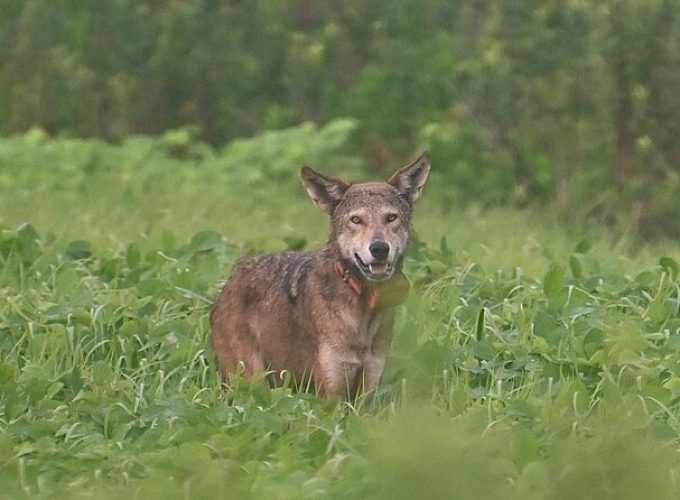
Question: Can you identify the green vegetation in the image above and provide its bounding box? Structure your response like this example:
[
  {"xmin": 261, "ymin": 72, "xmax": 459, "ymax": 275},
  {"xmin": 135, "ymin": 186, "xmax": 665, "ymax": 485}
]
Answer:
[
  {"xmin": 2, "ymin": 1, "xmax": 680, "ymax": 237},
  {"xmin": 3, "ymin": 1, "xmax": 680, "ymax": 496},
  {"xmin": 2, "ymin": 133, "xmax": 680, "ymax": 498}
]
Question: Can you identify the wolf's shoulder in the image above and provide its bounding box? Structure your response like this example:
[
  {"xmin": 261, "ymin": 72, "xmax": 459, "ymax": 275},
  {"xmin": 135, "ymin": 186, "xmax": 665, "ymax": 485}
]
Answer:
[
  {"xmin": 233, "ymin": 250, "xmax": 324, "ymax": 277},
  {"xmin": 236, "ymin": 250, "xmax": 314, "ymax": 267}
]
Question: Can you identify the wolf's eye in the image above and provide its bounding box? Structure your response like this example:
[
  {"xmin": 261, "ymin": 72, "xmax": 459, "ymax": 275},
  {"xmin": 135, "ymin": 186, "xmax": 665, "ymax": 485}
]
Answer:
[
  {"xmin": 386, "ymin": 213, "xmax": 398, "ymax": 223},
  {"xmin": 350, "ymin": 215, "xmax": 363, "ymax": 224}
]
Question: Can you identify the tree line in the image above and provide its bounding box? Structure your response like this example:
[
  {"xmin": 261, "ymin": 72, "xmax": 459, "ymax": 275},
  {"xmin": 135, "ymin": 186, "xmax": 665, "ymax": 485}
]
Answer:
[{"xmin": 2, "ymin": 0, "xmax": 680, "ymax": 237}]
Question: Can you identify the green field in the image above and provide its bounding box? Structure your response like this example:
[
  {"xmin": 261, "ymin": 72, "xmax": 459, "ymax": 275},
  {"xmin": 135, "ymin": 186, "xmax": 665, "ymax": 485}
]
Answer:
[{"xmin": 2, "ymin": 132, "xmax": 680, "ymax": 499}]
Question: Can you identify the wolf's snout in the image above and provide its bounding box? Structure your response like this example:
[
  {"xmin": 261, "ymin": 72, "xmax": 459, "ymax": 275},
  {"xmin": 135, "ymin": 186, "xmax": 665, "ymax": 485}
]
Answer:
[{"xmin": 369, "ymin": 241, "xmax": 390, "ymax": 261}]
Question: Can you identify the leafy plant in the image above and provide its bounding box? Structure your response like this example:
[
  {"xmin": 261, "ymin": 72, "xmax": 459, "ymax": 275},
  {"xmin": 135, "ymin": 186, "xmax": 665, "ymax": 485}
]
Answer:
[{"xmin": 1, "ymin": 222, "xmax": 680, "ymax": 498}]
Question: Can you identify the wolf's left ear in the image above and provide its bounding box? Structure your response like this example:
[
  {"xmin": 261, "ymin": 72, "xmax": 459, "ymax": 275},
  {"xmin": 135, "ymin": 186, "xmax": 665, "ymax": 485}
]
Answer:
[
  {"xmin": 300, "ymin": 167, "xmax": 350, "ymax": 214},
  {"xmin": 388, "ymin": 151, "xmax": 431, "ymax": 204}
]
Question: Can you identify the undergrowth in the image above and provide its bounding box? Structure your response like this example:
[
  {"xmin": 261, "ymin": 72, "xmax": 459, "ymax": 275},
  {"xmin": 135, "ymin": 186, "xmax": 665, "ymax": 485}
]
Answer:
[
  {"xmin": 1, "ymin": 224, "xmax": 680, "ymax": 499},
  {"xmin": 2, "ymin": 132, "xmax": 680, "ymax": 498}
]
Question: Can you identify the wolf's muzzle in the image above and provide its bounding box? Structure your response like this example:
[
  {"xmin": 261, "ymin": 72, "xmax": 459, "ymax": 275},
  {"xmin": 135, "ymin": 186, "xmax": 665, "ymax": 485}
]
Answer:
[{"xmin": 369, "ymin": 241, "xmax": 390, "ymax": 261}]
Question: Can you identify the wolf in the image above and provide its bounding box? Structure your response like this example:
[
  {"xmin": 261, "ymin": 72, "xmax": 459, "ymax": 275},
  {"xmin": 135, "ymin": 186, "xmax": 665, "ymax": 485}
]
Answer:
[{"xmin": 211, "ymin": 151, "xmax": 430, "ymax": 401}]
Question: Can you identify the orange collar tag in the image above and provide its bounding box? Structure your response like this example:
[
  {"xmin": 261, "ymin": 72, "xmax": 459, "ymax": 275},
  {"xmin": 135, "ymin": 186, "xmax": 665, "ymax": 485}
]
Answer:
[{"xmin": 334, "ymin": 260, "xmax": 409, "ymax": 310}]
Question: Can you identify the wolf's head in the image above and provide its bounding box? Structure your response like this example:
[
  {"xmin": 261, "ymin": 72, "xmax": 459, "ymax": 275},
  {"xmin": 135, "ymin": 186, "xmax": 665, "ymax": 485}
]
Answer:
[{"xmin": 301, "ymin": 152, "xmax": 430, "ymax": 282}]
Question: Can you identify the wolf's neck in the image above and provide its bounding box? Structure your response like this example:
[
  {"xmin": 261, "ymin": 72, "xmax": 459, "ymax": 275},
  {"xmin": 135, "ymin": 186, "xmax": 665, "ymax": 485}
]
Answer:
[{"xmin": 318, "ymin": 240, "xmax": 343, "ymax": 260}]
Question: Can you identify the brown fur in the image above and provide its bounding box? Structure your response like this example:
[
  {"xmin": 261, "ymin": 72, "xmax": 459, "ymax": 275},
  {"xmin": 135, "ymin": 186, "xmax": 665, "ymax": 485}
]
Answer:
[{"xmin": 211, "ymin": 152, "xmax": 430, "ymax": 401}]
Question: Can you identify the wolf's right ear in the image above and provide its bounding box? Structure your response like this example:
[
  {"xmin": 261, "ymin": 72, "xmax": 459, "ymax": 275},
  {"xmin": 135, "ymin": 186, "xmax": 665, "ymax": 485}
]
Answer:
[{"xmin": 300, "ymin": 167, "xmax": 349, "ymax": 214}]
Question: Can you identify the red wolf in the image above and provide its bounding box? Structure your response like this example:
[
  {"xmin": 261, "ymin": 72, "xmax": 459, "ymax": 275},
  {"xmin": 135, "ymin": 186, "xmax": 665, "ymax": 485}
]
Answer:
[{"xmin": 211, "ymin": 152, "xmax": 430, "ymax": 401}]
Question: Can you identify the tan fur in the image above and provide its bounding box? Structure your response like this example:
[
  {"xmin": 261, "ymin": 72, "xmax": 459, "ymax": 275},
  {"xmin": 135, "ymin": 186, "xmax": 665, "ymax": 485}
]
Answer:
[{"xmin": 211, "ymin": 152, "xmax": 430, "ymax": 401}]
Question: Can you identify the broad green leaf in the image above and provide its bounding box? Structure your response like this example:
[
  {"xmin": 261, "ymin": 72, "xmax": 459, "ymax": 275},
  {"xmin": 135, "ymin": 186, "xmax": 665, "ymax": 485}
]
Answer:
[
  {"xmin": 533, "ymin": 310, "xmax": 565, "ymax": 347},
  {"xmin": 569, "ymin": 254, "xmax": 583, "ymax": 279},
  {"xmin": 189, "ymin": 231, "xmax": 223, "ymax": 252},
  {"xmin": 543, "ymin": 266, "xmax": 567, "ymax": 310},
  {"xmin": 63, "ymin": 240, "xmax": 93, "ymax": 260},
  {"xmin": 575, "ymin": 239, "xmax": 591, "ymax": 254},
  {"xmin": 126, "ymin": 242, "xmax": 141, "ymax": 268},
  {"xmin": 662, "ymin": 377, "xmax": 680, "ymax": 395},
  {"xmin": 467, "ymin": 340, "xmax": 496, "ymax": 361},
  {"xmin": 660, "ymin": 256, "xmax": 679, "ymax": 279},
  {"xmin": 136, "ymin": 278, "xmax": 167, "ymax": 297}
]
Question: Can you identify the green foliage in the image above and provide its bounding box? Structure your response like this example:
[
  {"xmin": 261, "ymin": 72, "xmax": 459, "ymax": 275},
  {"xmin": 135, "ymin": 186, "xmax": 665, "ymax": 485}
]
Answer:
[
  {"xmin": 1, "ymin": 86, "xmax": 680, "ymax": 495},
  {"xmin": 1, "ymin": 220, "xmax": 680, "ymax": 497},
  {"xmin": 0, "ymin": 123, "xmax": 360, "ymax": 247},
  {"xmin": 419, "ymin": 122, "xmax": 517, "ymax": 207},
  {"xmin": 220, "ymin": 118, "xmax": 362, "ymax": 185},
  {"xmin": 2, "ymin": 1, "xmax": 680, "ymax": 236}
]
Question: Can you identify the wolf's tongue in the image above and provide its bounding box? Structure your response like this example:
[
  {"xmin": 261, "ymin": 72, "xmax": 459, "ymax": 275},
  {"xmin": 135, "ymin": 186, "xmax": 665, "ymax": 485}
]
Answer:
[{"xmin": 369, "ymin": 263, "xmax": 388, "ymax": 275}]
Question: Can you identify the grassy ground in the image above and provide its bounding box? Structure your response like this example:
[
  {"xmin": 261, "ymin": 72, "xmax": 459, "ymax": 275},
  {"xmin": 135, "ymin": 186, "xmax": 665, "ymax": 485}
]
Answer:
[{"xmin": 2, "ymin": 134, "xmax": 680, "ymax": 498}]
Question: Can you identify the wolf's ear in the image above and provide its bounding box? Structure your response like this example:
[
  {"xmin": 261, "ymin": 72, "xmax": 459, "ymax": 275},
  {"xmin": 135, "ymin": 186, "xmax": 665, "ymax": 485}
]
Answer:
[
  {"xmin": 388, "ymin": 151, "xmax": 431, "ymax": 204},
  {"xmin": 300, "ymin": 167, "xmax": 349, "ymax": 214}
]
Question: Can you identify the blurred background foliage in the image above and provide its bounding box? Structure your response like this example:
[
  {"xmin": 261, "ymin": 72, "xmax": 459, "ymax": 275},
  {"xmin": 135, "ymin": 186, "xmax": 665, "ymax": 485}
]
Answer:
[{"xmin": 1, "ymin": 0, "xmax": 680, "ymax": 238}]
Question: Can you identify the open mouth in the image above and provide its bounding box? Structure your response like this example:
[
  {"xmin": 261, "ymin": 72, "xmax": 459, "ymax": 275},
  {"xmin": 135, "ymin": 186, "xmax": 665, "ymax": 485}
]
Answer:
[{"xmin": 354, "ymin": 253, "xmax": 393, "ymax": 281}]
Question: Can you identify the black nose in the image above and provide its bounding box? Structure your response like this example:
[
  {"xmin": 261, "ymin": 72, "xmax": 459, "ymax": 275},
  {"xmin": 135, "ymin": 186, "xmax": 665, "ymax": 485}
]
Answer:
[{"xmin": 369, "ymin": 241, "xmax": 390, "ymax": 261}]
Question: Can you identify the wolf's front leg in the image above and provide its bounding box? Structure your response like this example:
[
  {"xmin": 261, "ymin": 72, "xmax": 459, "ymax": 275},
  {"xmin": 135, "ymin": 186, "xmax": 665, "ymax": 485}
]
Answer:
[
  {"xmin": 360, "ymin": 354, "xmax": 388, "ymax": 394},
  {"xmin": 315, "ymin": 344, "xmax": 363, "ymax": 401},
  {"xmin": 359, "ymin": 312, "xmax": 395, "ymax": 395}
]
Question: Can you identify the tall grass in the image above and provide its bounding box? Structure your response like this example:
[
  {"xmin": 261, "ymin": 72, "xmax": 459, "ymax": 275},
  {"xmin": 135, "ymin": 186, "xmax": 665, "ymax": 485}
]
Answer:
[{"xmin": 2, "ymin": 133, "xmax": 680, "ymax": 498}]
